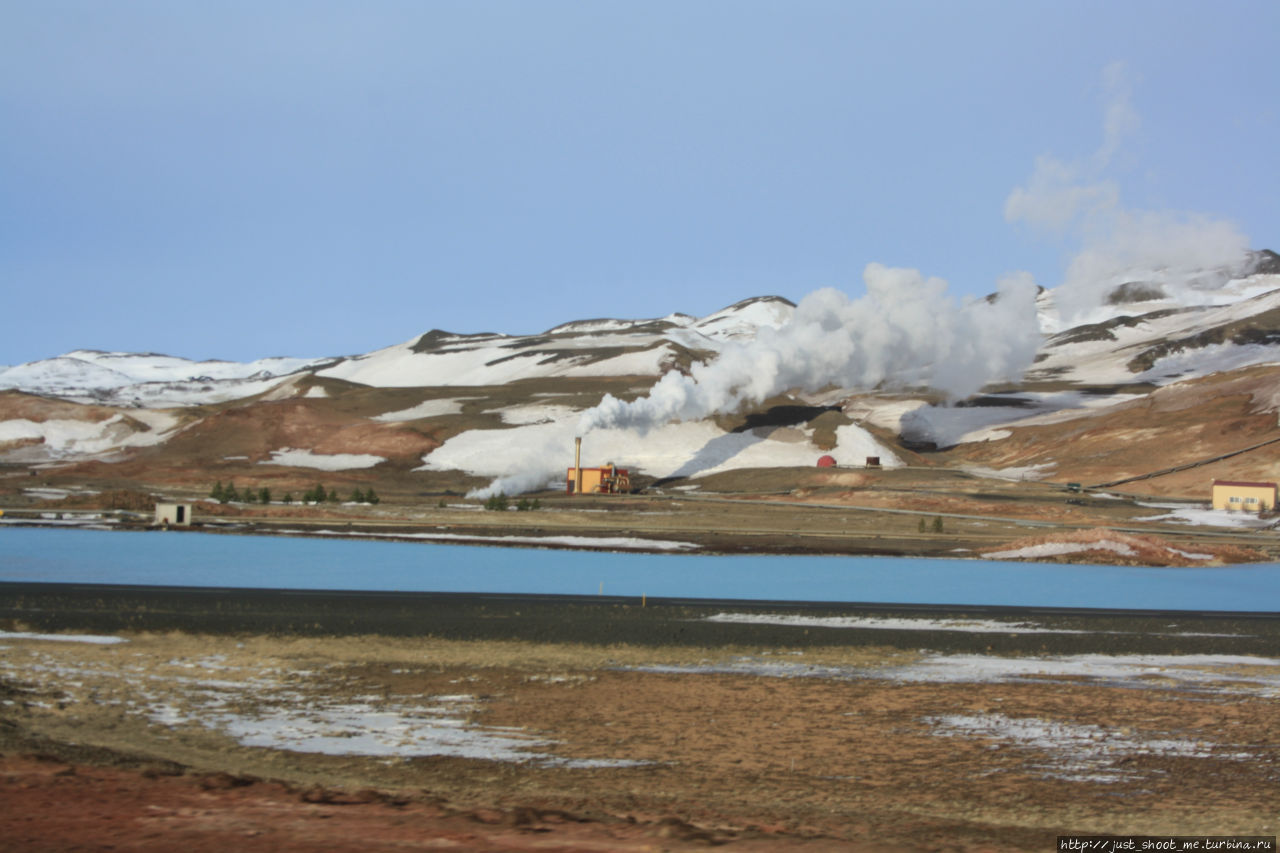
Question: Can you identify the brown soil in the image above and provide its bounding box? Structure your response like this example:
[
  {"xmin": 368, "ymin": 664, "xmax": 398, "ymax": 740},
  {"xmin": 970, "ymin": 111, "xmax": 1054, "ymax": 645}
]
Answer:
[
  {"xmin": 2, "ymin": 631, "xmax": 1278, "ymax": 851},
  {"xmin": 975, "ymin": 528, "xmax": 1269, "ymax": 566},
  {"xmin": 946, "ymin": 364, "xmax": 1280, "ymax": 495}
]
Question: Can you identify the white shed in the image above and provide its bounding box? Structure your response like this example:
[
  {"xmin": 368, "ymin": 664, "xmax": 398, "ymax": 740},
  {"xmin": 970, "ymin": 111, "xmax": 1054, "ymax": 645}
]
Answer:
[{"xmin": 154, "ymin": 502, "xmax": 193, "ymax": 526}]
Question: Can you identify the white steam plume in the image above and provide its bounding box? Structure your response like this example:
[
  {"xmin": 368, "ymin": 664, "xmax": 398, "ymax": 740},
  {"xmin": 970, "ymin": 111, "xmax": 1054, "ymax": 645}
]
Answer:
[
  {"xmin": 1005, "ymin": 61, "xmax": 1251, "ymax": 321},
  {"xmin": 465, "ymin": 264, "xmax": 1040, "ymax": 498},
  {"xmin": 577, "ymin": 264, "xmax": 1041, "ymax": 436}
]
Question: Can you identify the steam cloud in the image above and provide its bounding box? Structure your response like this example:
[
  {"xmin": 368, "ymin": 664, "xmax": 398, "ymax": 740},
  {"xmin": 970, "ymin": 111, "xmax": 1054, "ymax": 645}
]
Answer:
[
  {"xmin": 577, "ymin": 265, "xmax": 1040, "ymax": 436},
  {"xmin": 1004, "ymin": 61, "xmax": 1251, "ymax": 321}
]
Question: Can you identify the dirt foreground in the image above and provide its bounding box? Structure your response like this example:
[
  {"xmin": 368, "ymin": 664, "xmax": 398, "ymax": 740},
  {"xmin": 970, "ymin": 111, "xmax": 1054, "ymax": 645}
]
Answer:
[{"xmin": 3, "ymin": 603, "xmax": 1279, "ymax": 851}]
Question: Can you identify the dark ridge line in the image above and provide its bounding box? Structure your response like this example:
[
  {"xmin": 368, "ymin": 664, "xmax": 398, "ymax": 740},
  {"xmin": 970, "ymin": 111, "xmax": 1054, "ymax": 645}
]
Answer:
[{"xmin": 1, "ymin": 581, "xmax": 1276, "ymax": 619}]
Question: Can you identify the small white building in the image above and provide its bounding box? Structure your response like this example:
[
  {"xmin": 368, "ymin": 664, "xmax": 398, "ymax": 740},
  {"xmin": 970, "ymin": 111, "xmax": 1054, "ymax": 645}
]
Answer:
[{"xmin": 154, "ymin": 502, "xmax": 193, "ymax": 526}]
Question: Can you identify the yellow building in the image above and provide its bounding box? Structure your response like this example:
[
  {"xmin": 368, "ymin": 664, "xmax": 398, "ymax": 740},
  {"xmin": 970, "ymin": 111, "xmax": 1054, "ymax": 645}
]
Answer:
[{"xmin": 1211, "ymin": 480, "xmax": 1277, "ymax": 512}]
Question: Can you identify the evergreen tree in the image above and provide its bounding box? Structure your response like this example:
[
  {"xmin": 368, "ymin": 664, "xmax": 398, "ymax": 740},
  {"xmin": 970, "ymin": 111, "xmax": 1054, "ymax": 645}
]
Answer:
[
  {"xmin": 328, "ymin": 488, "xmax": 340, "ymax": 503},
  {"xmin": 531, "ymin": 498, "xmax": 540, "ymax": 510},
  {"xmin": 918, "ymin": 517, "xmax": 926, "ymax": 533},
  {"xmin": 242, "ymin": 487, "xmax": 255, "ymax": 504},
  {"xmin": 224, "ymin": 482, "xmax": 239, "ymax": 503},
  {"xmin": 931, "ymin": 516, "xmax": 944, "ymax": 534},
  {"xmin": 259, "ymin": 487, "xmax": 271, "ymax": 504},
  {"xmin": 282, "ymin": 493, "xmax": 293, "ymax": 505},
  {"xmin": 350, "ymin": 488, "xmax": 365, "ymax": 504},
  {"xmin": 210, "ymin": 481, "xmax": 224, "ymax": 502},
  {"xmin": 366, "ymin": 488, "xmax": 379, "ymax": 505}
]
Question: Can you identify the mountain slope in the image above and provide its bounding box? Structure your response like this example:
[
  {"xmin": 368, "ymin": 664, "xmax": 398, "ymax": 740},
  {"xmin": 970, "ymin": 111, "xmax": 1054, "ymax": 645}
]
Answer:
[{"xmin": 2, "ymin": 263, "xmax": 1279, "ymax": 500}]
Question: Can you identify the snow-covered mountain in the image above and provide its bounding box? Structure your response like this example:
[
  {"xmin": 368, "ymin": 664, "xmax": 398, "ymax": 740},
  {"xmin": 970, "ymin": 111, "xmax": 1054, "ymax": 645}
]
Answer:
[
  {"xmin": 0, "ymin": 297, "xmax": 798, "ymax": 406},
  {"xmin": 3, "ymin": 258, "xmax": 1279, "ymax": 496},
  {"xmin": 0, "ymin": 351, "xmax": 337, "ymax": 408}
]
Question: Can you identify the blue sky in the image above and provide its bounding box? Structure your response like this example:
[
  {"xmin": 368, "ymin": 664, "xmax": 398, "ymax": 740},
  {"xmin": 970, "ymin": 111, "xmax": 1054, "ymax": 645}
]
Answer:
[{"xmin": 3, "ymin": 1, "xmax": 1277, "ymax": 365}]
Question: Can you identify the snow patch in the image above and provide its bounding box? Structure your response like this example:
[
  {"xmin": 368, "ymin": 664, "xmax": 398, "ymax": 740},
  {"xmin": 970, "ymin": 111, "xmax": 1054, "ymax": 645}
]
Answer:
[
  {"xmin": 985, "ymin": 540, "xmax": 1135, "ymax": 560},
  {"xmin": 1136, "ymin": 502, "xmax": 1275, "ymax": 529},
  {"xmin": 704, "ymin": 613, "xmax": 1089, "ymax": 634},
  {"xmin": 372, "ymin": 398, "xmax": 472, "ymax": 422},
  {"xmin": 0, "ymin": 631, "xmax": 127, "ymax": 645},
  {"xmin": 262, "ymin": 448, "xmax": 385, "ymax": 470},
  {"xmin": 926, "ymin": 713, "xmax": 1250, "ymax": 783}
]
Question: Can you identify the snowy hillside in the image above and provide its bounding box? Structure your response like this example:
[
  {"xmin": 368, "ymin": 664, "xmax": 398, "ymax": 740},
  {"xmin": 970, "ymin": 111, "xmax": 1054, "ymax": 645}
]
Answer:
[
  {"xmin": 315, "ymin": 296, "xmax": 796, "ymax": 389},
  {"xmin": 0, "ymin": 351, "xmax": 333, "ymax": 407},
  {"xmin": 4, "ymin": 262, "xmax": 1280, "ymax": 489}
]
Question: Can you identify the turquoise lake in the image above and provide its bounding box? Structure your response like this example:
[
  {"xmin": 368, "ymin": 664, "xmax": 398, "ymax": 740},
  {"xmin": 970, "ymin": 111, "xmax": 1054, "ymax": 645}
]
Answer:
[{"xmin": 2, "ymin": 527, "xmax": 1279, "ymax": 612}]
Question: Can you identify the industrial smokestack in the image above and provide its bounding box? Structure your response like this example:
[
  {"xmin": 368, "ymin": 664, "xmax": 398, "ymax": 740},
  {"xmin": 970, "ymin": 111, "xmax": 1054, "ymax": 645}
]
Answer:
[{"xmin": 574, "ymin": 436, "xmax": 583, "ymax": 495}]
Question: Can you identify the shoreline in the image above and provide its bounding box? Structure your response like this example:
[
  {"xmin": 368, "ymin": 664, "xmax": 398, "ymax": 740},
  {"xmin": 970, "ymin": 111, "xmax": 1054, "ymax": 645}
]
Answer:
[{"xmin": 4, "ymin": 509, "xmax": 1279, "ymax": 566}]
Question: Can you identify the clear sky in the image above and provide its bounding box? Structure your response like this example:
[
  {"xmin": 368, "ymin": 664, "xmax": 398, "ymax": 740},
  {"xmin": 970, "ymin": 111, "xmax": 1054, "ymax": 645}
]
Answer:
[{"xmin": 3, "ymin": 1, "xmax": 1277, "ymax": 365}]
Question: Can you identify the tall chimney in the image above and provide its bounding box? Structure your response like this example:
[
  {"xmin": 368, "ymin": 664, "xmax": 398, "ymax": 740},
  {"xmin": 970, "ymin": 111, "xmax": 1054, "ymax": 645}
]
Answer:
[{"xmin": 574, "ymin": 436, "xmax": 583, "ymax": 495}]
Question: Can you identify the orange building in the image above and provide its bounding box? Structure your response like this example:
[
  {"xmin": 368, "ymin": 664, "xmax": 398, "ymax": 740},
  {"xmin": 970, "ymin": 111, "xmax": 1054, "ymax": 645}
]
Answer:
[{"xmin": 566, "ymin": 463, "xmax": 630, "ymax": 495}]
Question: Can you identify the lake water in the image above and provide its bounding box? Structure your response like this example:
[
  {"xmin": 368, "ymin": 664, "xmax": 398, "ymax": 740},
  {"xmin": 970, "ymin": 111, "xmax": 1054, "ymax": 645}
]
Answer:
[{"xmin": 1, "ymin": 527, "xmax": 1278, "ymax": 612}]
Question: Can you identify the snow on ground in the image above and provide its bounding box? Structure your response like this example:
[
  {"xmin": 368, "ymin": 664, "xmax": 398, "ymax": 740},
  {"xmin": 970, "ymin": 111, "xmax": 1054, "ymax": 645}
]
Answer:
[
  {"xmin": 303, "ymin": 386, "xmax": 328, "ymax": 398},
  {"xmin": 705, "ymin": 613, "xmax": 1094, "ymax": 634},
  {"xmin": 419, "ymin": 416, "xmax": 903, "ymax": 495},
  {"xmin": 703, "ymin": 613, "xmax": 1237, "ymax": 638},
  {"xmin": 0, "ymin": 632, "xmax": 128, "ymax": 645},
  {"xmin": 984, "ymin": 540, "xmax": 1137, "ymax": 560},
  {"xmin": 925, "ymin": 713, "xmax": 1250, "ymax": 783},
  {"xmin": 318, "ymin": 340, "xmax": 551, "ymax": 387},
  {"xmin": 555, "ymin": 345, "xmax": 673, "ymax": 378},
  {"xmin": 887, "ymin": 652, "xmax": 1280, "ymax": 692},
  {"xmin": 1135, "ymin": 502, "xmax": 1275, "ymax": 529},
  {"xmin": 0, "ymin": 649, "xmax": 641, "ymax": 768},
  {"xmin": 631, "ymin": 652, "xmax": 1280, "ymax": 696},
  {"xmin": 841, "ymin": 398, "xmax": 929, "ymax": 433},
  {"xmin": 0, "ymin": 412, "xmax": 182, "ymax": 461},
  {"xmin": 959, "ymin": 463, "xmax": 1056, "ymax": 482},
  {"xmin": 287, "ymin": 529, "xmax": 698, "ymax": 551},
  {"xmin": 21, "ymin": 486, "xmax": 100, "ymax": 501},
  {"xmin": 372, "ymin": 398, "xmax": 473, "ymax": 422},
  {"xmin": 261, "ymin": 448, "xmax": 385, "ymax": 470},
  {"xmin": 0, "ymin": 351, "xmax": 332, "ymax": 407},
  {"xmin": 0, "ymin": 350, "xmax": 326, "ymax": 388},
  {"xmin": 209, "ymin": 694, "xmax": 565, "ymax": 762},
  {"xmin": 1033, "ymin": 282, "xmax": 1280, "ymax": 386},
  {"xmin": 0, "ymin": 517, "xmax": 119, "ymax": 528},
  {"xmin": 491, "ymin": 404, "xmax": 580, "ymax": 426},
  {"xmin": 692, "ymin": 297, "xmax": 794, "ymax": 340},
  {"xmin": 831, "ymin": 424, "xmax": 903, "ymax": 466}
]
